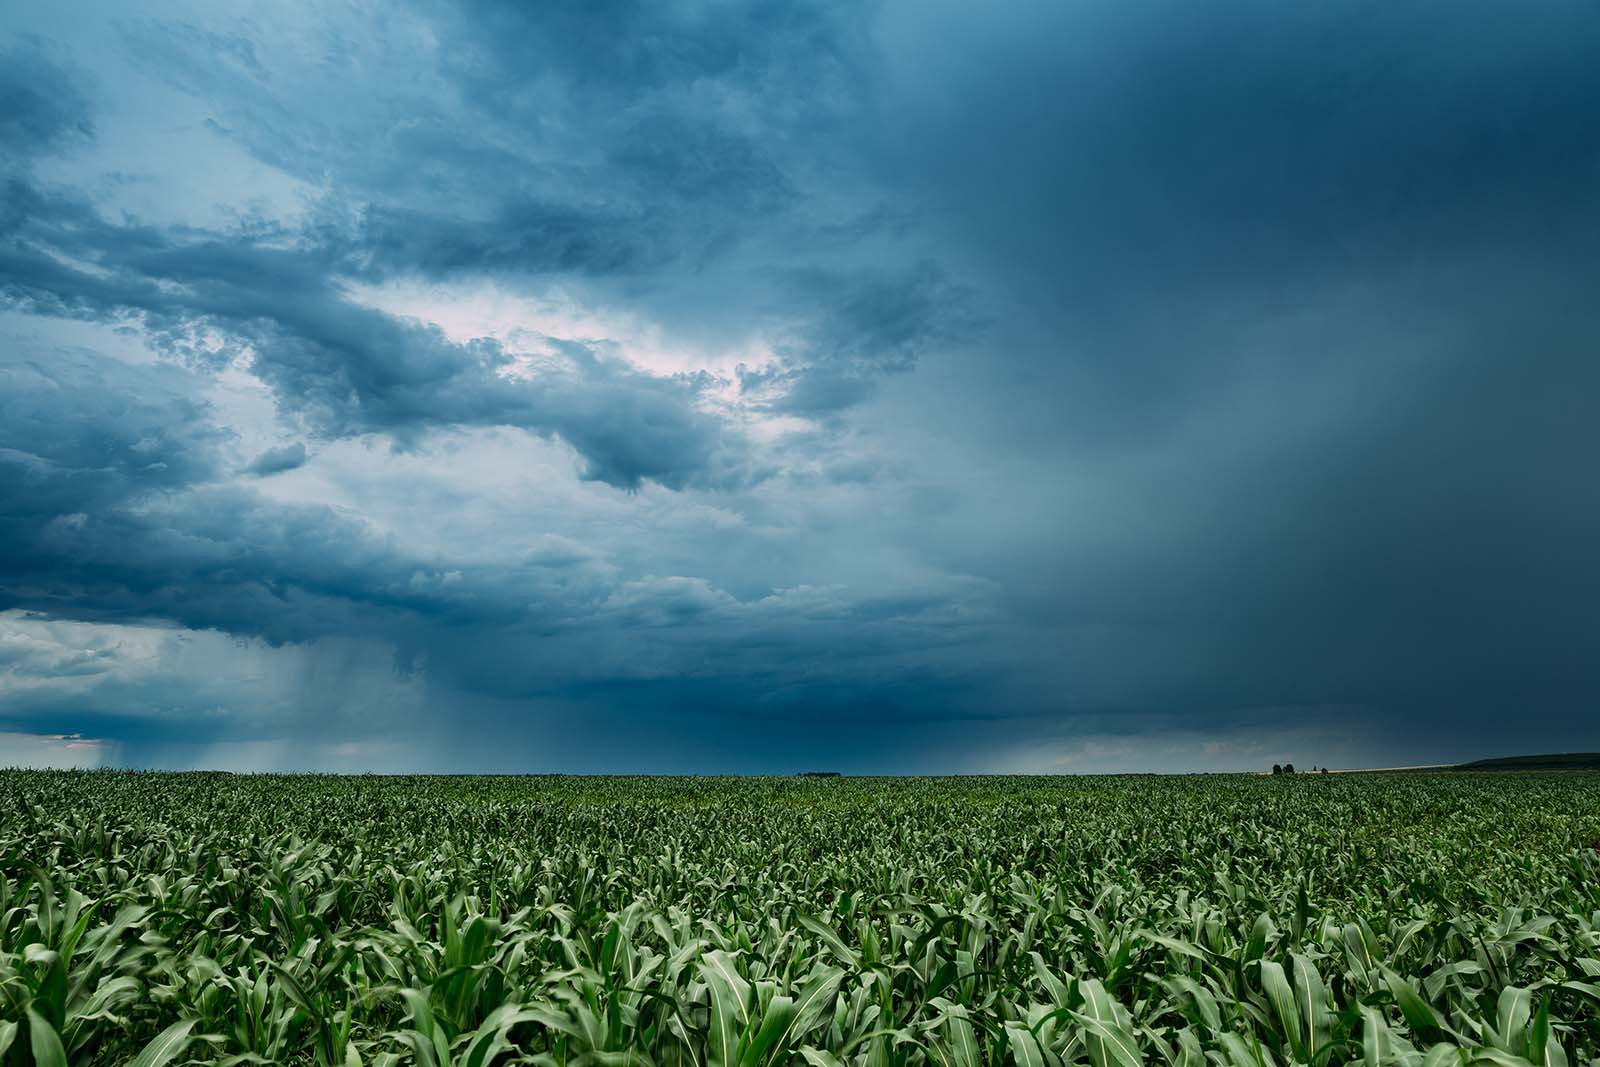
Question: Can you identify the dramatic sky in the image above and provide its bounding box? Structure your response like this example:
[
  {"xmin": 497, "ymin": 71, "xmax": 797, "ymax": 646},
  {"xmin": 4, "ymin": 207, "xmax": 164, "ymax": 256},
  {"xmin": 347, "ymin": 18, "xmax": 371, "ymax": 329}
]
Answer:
[{"xmin": 3, "ymin": 1, "xmax": 1598, "ymax": 772}]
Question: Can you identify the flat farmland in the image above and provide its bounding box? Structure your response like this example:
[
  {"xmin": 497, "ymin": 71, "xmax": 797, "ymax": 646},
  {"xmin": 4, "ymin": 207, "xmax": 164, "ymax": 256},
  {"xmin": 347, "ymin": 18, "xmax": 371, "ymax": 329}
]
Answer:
[{"xmin": 4, "ymin": 771, "xmax": 1599, "ymax": 1066}]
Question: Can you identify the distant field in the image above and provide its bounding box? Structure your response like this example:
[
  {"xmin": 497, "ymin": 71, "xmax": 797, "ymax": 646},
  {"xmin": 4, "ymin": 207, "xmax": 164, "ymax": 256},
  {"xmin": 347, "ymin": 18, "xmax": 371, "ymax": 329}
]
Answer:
[
  {"xmin": 1456, "ymin": 753, "xmax": 1600, "ymax": 771},
  {"xmin": 5, "ymin": 771, "xmax": 1600, "ymax": 1066}
]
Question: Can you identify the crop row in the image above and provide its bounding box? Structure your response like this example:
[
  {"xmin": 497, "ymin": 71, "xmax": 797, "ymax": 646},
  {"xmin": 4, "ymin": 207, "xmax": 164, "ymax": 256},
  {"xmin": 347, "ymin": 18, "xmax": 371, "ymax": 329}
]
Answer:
[{"xmin": 3, "ymin": 771, "xmax": 1599, "ymax": 1066}]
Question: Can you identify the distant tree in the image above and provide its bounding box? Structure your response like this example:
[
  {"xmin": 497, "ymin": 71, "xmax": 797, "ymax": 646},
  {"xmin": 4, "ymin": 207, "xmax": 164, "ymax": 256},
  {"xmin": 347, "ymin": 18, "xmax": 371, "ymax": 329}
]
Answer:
[
  {"xmin": 1283, "ymin": 763, "xmax": 1295, "ymax": 774},
  {"xmin": 1322, "ymin": 767, "xmax": 1330, "ymax": 775},
  {"xmin": 1272, "ymin": 764, "xmax": 1283, "ymax": 776}
]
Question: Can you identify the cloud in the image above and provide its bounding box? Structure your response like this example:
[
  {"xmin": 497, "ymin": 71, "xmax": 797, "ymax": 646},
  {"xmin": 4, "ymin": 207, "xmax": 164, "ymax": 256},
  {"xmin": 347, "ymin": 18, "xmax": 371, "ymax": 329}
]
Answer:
[
  {"xmin": 1, "ymin": 0, "xmax": 1599, "ymax": 770},
  {"xmin": 0, "ymin": 179, "xmax": 768, "ymax": 489},
  {"xmin": 0, "ymin": 345, "xmax": 225, "ymax": 541},
  {"xmin": 109, "ymin": 0, "xmax": 959, "ymax": 412},
  {"xmin": 0, "ymin": 39, "xmax": 94, "ymax": 158},
  {"xmin": 245, "ymin": 442, "xmax": 307, "ymax": 476},
  {"xmin": 0, "ymin": 14, "xmax": 942, "ymax": 490},
  {"xmin": 0, "ymin": 731, "xmax": 107, "ymax": 769},
  {"xmin": 0, "ymin": 325, "xmax": 1003, "ymax": 765}
]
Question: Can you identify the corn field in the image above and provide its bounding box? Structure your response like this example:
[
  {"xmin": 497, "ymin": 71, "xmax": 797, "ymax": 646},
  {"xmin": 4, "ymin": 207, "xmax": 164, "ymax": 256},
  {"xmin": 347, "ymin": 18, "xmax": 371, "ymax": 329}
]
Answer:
[{"xmin": 4, "ymin": 771, "xmax": 1600, "ymax": 1067}]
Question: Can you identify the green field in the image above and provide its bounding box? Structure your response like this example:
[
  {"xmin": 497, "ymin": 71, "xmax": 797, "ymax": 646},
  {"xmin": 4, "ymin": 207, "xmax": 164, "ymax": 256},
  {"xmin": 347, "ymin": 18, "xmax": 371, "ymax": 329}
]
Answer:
[{"xmin": 4, "ymin": 771, "xmax": 1600, "ymax": 1067}]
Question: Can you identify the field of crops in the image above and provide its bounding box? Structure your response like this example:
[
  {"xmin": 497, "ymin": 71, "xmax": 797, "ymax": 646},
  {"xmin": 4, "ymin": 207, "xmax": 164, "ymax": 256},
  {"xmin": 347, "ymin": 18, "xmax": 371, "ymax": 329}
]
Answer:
[{"xmin": 4, "ymin": 772, "xmax": 1600, "ymax": 1067}]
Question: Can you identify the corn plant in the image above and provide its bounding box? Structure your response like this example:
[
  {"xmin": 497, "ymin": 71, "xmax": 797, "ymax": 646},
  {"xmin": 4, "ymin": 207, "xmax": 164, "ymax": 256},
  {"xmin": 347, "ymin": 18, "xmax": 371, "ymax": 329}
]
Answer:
[{"xmin": 3, "ymin": 770, "xmax": 1600, "ymax": 1066}]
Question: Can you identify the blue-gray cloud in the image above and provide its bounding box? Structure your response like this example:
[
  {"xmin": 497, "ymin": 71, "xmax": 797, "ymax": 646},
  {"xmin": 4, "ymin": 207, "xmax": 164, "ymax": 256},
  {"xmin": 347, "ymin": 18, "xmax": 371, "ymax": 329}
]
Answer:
[
  {"xmin": 2, "ymin": 0, "xmax": 1598, "ymax": 771},
  {"xmin": 0, "ymin": 39, "xmax": 93, "ymax": 157},
  {"xmin": 245, "ymin": 442, "xmax": 306, "ymax": 477},
  {"xmin": 0, "ymin": 335, "xmax": 999, "ymax": 767},
  {"xmin": 0, "ymin": 182, "xmax": 765, "ymax": 489}
]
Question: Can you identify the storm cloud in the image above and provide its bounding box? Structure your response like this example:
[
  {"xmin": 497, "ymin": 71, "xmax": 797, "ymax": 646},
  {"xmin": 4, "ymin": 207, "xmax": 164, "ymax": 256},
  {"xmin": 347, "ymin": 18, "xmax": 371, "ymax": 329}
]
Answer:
[{"xmin": 2, "ymin": 0, "xmax": 1597, "ymax": 771}]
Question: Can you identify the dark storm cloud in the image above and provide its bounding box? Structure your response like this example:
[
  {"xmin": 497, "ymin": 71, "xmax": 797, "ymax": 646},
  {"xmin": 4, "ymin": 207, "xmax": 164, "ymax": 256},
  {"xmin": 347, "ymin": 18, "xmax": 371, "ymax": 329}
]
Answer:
[
  {"xmin": 869, "ymin": 0, "xmax": 1600, "ymax": 754},
  {"xmin": 0, "ymin": 349, "xmax": 224, "ymax": 544},
  {"xmin": 245, "ymin": 442, "xmax": 307, "ymax": 477},
  {"xmin": 7, "ymin": 3, "xmax": 989, "ymax": 768},
  {"xmin": 0, "ymin": 39, "xmax": 93, "ymax": 156},
  {"xmin": 880, "ymin": 0, "xmax": 1600, "ymax": 440},
  {"xmin": 0, "ymin": 345, "xmax": 399, "ymax": 638},
  {"xmin": 0, "ymin": 178, "xmax": 759, "ymax": 490},
  {"xmin": 0, "ymin": 340, "xmax": 998, "ymax": 757},
  {"xmin": 0, "ymin": 9, "xmax": 943, "ymax": 487},
  {"xmin": 3, "ymin": 0, "xmax": 1599, "ymax": 770},
  {"xmin": 114, "ymin": 0, "xmax": 954, "ymax": 402},
  {"xmin": 740, "ymin": 263, "xmax": 973, "ymax": 418},
  {"xmin": 0, "ymin": 338, "xmax": 567, "ymax": 649}
]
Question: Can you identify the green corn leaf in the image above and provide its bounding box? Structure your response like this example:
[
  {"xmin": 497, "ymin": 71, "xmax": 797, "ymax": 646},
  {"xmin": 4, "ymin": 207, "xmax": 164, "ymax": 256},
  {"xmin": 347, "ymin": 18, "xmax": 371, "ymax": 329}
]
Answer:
[
  {"xmin": 1245, "ymin": 915, "xmax": 1276, "ymax": 964},
  {"xmin": 1217, "ymin": 1033, "xmax": 1274, "ymax": 1067},
  {"xmin": 458, "ymin": 1006, "xmax": 545, "ymax": 1067},
  {"xmin": 1175, "ymin": 1027, "xmax": 1205, "ymax": 1067},
  {"xmin": 1342, "ymin": 924, "xmax": 1373, "ymax": 980},
  {"xmin": 796, "ymin": 915, "xmax": 862, "ymax": 969},
  {"xmin": 126, "ymin": 1019, "xmax": 197, "ymax": 1067},
  {"xmin": 1424, "ymin": 961, "xmax": 1487, "ymax": 1002},
  {"xmin": 1006, "ymin": 1022, "xmax": 1045, "ymax": 1067},
  {"xmin": 1290, "ymin": 953, "xmax": 1332, "ymax": 1064},
  {"xmin": 740, "ymin": 994, "xmax": 796, "ymax": 1067},
  {"xmin": 1467, "ymin": 1050, "xmax": 1539, "ymax": 1067},
  {"xmin": 942, "ymin": 1011, "xmax": 982, "ymax": 1067},
  {"xmin": 1167, "ymin": 976, "xmax": 1222, "ymax": 1031},
  {"xmin": 1361, "ymin": 1006, "xmax": 1405, "ymax": 1067},
  {"xmin": 1497, "ymin": 987, "xmax": 1532, "ymax": 1054},
  {"xmin": 702, "ymin": 949, "xmax": 753, "ymax": 1067},
  {"xmin": 1261, "ymin": 960, "xmax": 1304, "ymax": 1061},
  {"xmin": 1031, "ymin": 950, "xmax": 1073, "ymax": 1003},
  {"xmin": 770, "ymin": 967, "xmax": 845, "ymax": 1056},
  {"xmin": 799, "ymin": 1048, "xmax": 846, "ymax": 1067},
  {"xmin": 1139, "ymin": 931, "xmax": 1209, "ymax": 963},
  {"xmin": 28, "ymin": 1007, "xmax": 69, "ymax": 1067},
  {"xmin": 1527, "ymin": 996, "xmax": 1550, "ymax": 1067},
  {"xmin": 1418, "ymin": 1044, "xmax": 1460, "ymax": 1067},
  {"xmin": 1382, "ymin": 968, "xmax": 1440, "ymax": 1037},
  {"xmin": 1075, "ymin": 979, "xmax": 1143, "ymax": 1067}
]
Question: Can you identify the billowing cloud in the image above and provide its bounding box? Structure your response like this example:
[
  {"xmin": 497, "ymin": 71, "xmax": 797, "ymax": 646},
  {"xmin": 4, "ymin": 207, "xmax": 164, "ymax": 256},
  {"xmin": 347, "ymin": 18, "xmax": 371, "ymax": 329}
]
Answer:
[{"xmin": 2, "ymin": 0, "xmax": 1598, "ymax": 770}]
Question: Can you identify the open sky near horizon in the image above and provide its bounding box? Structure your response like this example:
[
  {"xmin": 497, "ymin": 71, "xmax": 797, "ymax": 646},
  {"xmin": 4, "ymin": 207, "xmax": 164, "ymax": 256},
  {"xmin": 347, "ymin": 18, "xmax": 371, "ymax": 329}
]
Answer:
[{"xmin": 2, "ymin": 1, "xmax": 1598, "ymax": 773}]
